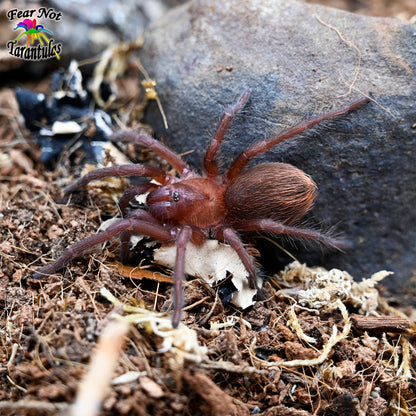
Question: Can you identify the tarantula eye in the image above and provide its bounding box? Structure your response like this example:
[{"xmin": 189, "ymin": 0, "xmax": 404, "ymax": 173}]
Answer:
[{"xmin": 172, "ymin": 190, "xmax": 180, "ymax": 202}]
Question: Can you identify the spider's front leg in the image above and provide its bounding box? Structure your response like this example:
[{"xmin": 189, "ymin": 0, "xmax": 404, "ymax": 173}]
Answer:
[
  {"xmin": 32, "ymin": 218, "xmax": 172, "ymax": 279},
  {"xmin": 236, "ymin": 219, "xmax": 350, "ymax": 249}
]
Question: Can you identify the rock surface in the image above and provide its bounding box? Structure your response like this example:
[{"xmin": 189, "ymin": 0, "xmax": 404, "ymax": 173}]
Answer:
[
  {"xmin": 138, "ymin": 0, "xmax": 416, "ymax": 293},
  {"xmin": 0, "ymin": 0, "xmax": 179, "ymax": 74},
  {"xmin": 47, "ymin": 0, "xmax": 170, "ymax": 60}
]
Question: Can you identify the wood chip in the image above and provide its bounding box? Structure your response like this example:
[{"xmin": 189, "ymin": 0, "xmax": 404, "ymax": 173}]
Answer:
[
  {"xmin": 105, "ymin": 262, "xmax": 172, "ymax": 283},
  {"xmin": 351, "ymin": 314, "xmax": 416, "ymax": 334}
]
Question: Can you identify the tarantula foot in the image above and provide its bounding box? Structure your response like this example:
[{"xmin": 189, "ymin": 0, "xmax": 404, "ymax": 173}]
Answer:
[
  {"xmin": 32, "ymin": 266, "xmax": 55, "ymax": 280},
  {"xmin": 324, "ymin": 236, "xmax": 353, "ymax": 251}
]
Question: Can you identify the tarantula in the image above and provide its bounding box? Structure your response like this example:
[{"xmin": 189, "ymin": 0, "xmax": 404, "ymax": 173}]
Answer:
[{"xmin": 33, "ymin": 90, "xmax": 367, "ymax": 326}]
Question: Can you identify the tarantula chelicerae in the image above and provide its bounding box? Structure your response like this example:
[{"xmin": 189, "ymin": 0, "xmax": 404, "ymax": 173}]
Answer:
[{"xmin": 33, "ymin": 90, "xmax": 367, "ymax": 326}]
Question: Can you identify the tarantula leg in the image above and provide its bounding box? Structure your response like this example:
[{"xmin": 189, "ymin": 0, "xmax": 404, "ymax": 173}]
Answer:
[
  {"xmin": 111, "ymin": 131, "xmax": 192, "ymax": 176},
  {"xmin": 119, "ymin": 209, "xmax": 162, "ymax": 264},
  {"xmin": 65, "ymin": 165, "xmax": 170, "ymax": 194},
  {"xmin": 32, "ymin": 219, "xmax": 172, "ymax": 279},
  {"xmin": 204, "ymin": 89, "xmax": 251, "ymax": 177},
  {"xmin": 172, "ymin": 226, "xmax": 192, "ymax": 328},
  {"xmin": 226, "ymin": 97, "xmax": 368, "ymax": 182},
  {"xmin": 236, "ymin": 219, "xmax": 350, "ymax": 249},
  {"xmin": 118, "ymin": 183, "xmax": 159, "ymax": 215},
  {"xmin": 221, "ymin": 227, "xmax": 263, "ymax": 296}
]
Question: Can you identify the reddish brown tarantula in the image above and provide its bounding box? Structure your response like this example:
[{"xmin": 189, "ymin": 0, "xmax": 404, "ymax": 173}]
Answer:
[{"xmin": 33, "ymin": 90, "xmax": 367, "ymax": 326}]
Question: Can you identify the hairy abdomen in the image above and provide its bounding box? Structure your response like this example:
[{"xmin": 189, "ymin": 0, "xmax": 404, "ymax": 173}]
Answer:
[{"xmin": 225, "ymin": 163, "xmax": 317, "ymax": 225}]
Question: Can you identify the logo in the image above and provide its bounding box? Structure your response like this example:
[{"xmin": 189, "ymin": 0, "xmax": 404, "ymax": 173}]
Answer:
[{"xmin": 6, "ymin": 8, "xmax": 62, "ymax": 61}]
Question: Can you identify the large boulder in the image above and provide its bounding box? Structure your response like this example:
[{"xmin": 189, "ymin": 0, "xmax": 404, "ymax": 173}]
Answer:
[{"xmin": 138, "ymin": 0, "xmax": 416, "ymax": 294}]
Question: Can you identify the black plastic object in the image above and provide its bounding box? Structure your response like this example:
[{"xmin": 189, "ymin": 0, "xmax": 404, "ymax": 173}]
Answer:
[{"xmin": 16, "ymin": 61, "xmax": 114, "ymax": 168}]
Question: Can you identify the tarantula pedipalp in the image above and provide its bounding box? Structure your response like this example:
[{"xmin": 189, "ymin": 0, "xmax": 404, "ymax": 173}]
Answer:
[{"xmin": 33, "ymin": 90, "xmax": 367, "ymax": 327}]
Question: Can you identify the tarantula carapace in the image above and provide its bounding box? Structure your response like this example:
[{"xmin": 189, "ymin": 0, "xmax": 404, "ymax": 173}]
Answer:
[{"xmin": 33, "ymin": 90, "xmax": 367, "ymax": 326}]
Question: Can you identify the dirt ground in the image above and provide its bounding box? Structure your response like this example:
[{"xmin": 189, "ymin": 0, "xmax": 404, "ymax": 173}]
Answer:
[{"xmin": 1, "ymin": 1, "xmax": 416, "ymax": 415}]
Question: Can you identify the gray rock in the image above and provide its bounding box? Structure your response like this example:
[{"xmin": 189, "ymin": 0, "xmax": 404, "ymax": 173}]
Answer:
[
  {"xmin": 48, "ymin": 0, "xmax": 167, "ymax": 60},
  {"xmin": 1, "ymin": 0, "xmax": 179, "ymax": 68},
  {"xmin": 139, "ymin": 0, "xmax": 416, "ymax": 294}
]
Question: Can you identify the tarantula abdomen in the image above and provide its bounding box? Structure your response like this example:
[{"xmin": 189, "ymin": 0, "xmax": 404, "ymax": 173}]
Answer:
[{"xmin": 225, "ymin": 162, "xmax": 317, "ymax": 225}]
